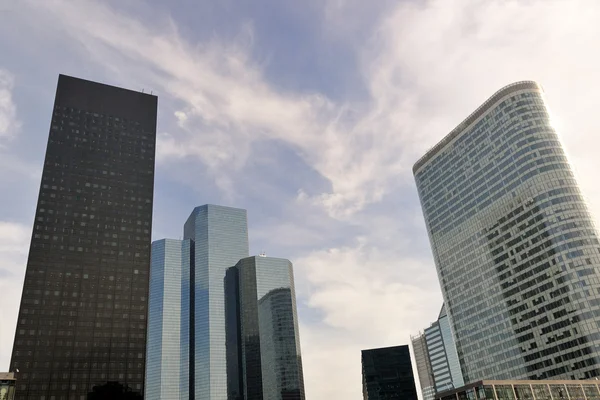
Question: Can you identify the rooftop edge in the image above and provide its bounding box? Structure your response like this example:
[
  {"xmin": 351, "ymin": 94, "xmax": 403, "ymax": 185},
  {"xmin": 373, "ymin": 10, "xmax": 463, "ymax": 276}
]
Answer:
[
  {"xmin": 412, "ymin": 81, "xmax": 542, "ymax": 175},
  {"xmin": 58, "ymin": 74, "xmax": 158, "ymax": 99}
]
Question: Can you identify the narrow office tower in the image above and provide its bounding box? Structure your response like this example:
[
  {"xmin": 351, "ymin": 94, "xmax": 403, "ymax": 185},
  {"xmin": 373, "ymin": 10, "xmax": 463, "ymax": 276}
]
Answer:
[
  {"xmin": 414, "ymin": 81, "xmax": 600, "ymax": 382},
  {"xmin": 11, "ymin": 75, "xmax": 157, "ymax": 399},
  {"xmin": 185, "ymin": 205, "xmax": 249, "ymax": 400},
  {"xmin": 411, "ymin": 333, "xmax": 435, "ymax": 400},
  {"xmin": 146, "ymin": 239, "xmax": 189, "ymax": 400},
  {"xmin": 423, "ymin": 305, "xmax": 464, "ymax": 392},
  {"xmin": 225, "ymin": 256, "xmax": 305, "ymax": 400}
]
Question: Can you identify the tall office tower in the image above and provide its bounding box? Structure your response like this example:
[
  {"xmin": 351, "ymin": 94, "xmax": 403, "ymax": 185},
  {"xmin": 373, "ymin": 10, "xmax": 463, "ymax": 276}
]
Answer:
[
  {"xmin": 225, "ymin": 256, "xmax": 305, "ymax": 400},
  {"xmin": 424, "ymin": 305, "xmax": 464, "ymax": 393},
  {"xmin": 411, "ymin": 333, "xmax": 435, "ymax": 400},
  {"xmin": 361, "ymin": 345, "xmax": 418, "ymax": 400},
  {"xmin": 10, "ymin": 75, "xmax": 156, "ymax": 399},
  {"xmin": 414, "ymin": 81, "xmax": 600, "ymax": 382},
  {"xmin": 225, "ymin": 267, "xmax": 243, "ymax": 400},
  {"xmin": 181, "ymin": 238, "xmax": 194, "ymax": 400},
  {"xmin": 184, "ymin": 205, "xmax": 249, "ymax": 399},
  {"xmin": 146, "ymin": 239, "xmax": 188, "ymax": 400}
]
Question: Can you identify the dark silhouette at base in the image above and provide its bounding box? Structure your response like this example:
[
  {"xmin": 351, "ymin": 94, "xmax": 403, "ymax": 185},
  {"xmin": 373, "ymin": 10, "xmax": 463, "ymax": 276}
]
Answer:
[{"xmin": 87, "ymin": 381, "xmax": 143, "ymax": 400}]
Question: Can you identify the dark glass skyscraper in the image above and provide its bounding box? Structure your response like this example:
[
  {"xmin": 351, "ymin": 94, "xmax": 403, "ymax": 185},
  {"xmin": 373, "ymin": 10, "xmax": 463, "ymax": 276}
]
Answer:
[
  {"xmin": 225, "ymin": 256, "xmax": 305, "ymax": 400},
  {"xmin": 361, "ymin": 345, "xmax": 418, "ymax": 400},
  {"xmin": 10, "ymin": 75, "xmax": 157, "ymax": 399}
]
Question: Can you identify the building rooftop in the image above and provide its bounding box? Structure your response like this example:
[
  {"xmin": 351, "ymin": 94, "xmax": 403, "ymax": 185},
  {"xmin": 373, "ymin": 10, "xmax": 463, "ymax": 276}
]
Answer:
[
  {"xmin": 413, "ymin": 81, "xmax": 542, "ymax": 174},
  {"xmin": 0, "ymin": 372, "xmax": 16, "ymax": 380}
]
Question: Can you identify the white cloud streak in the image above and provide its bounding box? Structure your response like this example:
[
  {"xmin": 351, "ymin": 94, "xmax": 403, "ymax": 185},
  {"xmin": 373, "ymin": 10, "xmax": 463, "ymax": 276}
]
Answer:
[
  {"xmin": 18, "ymin": 0, "xmax": 410, "ymax": 219},
  {"xmin": 0, "ymin": 69, "xmax": 19, "ymax": 144}
]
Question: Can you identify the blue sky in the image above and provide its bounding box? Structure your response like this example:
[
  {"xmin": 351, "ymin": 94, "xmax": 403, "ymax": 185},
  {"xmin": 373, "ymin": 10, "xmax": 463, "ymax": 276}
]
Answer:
[{"xmin": 2, "ymin": 0, "xmax": 600, "ymax": 398}]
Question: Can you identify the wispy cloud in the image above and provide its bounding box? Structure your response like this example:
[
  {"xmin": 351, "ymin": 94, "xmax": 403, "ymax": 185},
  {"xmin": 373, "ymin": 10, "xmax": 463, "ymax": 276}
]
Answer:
[
  {"xmin": 15, "ymin": 0, "xmax": 417, "ymax": 219},
  {"xmin": 0, "ymin": 68, "xmax": 20, "ymax": 145}
]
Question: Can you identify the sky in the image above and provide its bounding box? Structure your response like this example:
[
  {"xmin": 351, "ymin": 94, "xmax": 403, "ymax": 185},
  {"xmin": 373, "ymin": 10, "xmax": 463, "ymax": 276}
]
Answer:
[{"xmin": 2, "ymin": 0, "xmax": 600, "ymax": 398}]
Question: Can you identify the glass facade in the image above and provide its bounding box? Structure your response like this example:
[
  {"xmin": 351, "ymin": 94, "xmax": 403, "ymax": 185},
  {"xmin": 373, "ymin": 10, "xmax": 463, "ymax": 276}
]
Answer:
[
  {"xmin": 146, "ymin": 239, "xmax": 185, "ymax": 400},
  {"xmin": 423, "ymin": 304, "xmax": 464, "ymax": 394},
  {"xmin": 437, "ymin": 307, "xmax": 464, "ymax": 390},
  {"xmin": 411, "ymin": 333, "xmax": 435, "ymax": 400},
  {"xmin": 10, "ymin": 74, "xmax": 156, "ymax": 399},
  {"xmin": 181, "ymin": 239, "xmax": 194, "ymax": 400},
  {"xmin": 184, "ymin": 205, "xmax": 249, "ymax": 400},
  {"xmin": 225, "ymin": 267, "xmax": 243, "ymax": 400},
  {"xmin": 225, "ymin": 256, "xmax": 305, "ymax": 400},
  {"xmin": 436, "ymin": 380, "xmax": 600, "ymax": 400},
  {"xmin": 414, "ymin": 81, "xmax": 600, "ymax": 382},
  {"xmin": 361, "ymin": 345, "xmax": 418, "ymax": 400}
]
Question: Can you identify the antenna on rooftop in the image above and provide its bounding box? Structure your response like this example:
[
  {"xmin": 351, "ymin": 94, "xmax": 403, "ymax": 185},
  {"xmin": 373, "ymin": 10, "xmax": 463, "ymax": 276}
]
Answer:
[{"xmin": 259, "ymin": 251, "xmax": 267, "ymax": 257}]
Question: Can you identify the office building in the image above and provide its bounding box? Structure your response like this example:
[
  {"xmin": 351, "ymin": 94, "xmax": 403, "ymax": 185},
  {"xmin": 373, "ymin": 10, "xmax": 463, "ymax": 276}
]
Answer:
[
  {"xmin": 10, "ymin": 75, "xmax": 157, "ymax": 399},
  {"xmin": 411, "ymin": 333, "xmax": 435, "ymax": 400},
  {"xmin": 145, "ymin": 205, "xmax": 248, "ymax": 400},
  {"xmin": 225, "ymin": 256, "xmax": 305, "ymax": 400},
  {"xmin": 225, "ymin": 267, "xmax": 243, "ymax": 400},
  {"xmin": 424, "ymin": 305, "xmax": 464, "ymax": 393},
  {"xmin": 436, "ymin": 379, "xmax": 600, "ymax": 400},
  {"xmin": 361, "ymin": 345, "xmax": 418, "ymax": 400},
  {"xmin": 146, "ymin": 239, "xmax": 189, "ymax": 400},
  {"xmin": 414, "ymin": 81, "xmax": 600, "ymax": 382},
  {"xmin": 180, "ymin": 238, "xmax": 194, "ymax": 400},
  {"xmin": 185, "ymin": 205, "xmax": 249, "ymax": 399},
  {"xmin": 0, "ymin": 372, "xmax": 16, "ymax": 400},
  {"xmin": 145, "ymin": 205, "xmax": 248, "ymax": 399}
]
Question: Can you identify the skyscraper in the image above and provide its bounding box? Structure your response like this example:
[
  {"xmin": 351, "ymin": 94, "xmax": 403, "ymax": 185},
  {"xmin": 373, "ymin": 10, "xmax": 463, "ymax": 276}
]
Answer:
[
  {"xmin": 184, "ymin": 205, "xmax": 249, "ymax": 399},
  {"xmin": 361, "ymin": 345, "xmax": 418, "ymax": 400},
  {"xmin": 411, "ymin": 333, "xmax": 435, "ymax": 400},
  {"xmin": 146, "ymin": 239, "xmax": 186, "ymax": 400},
  {"xmin": 225, "ymin": 256, "xmax": 305, "ymax": 400},
  {"xmin": 145, "ymin": 205, "xmax": 248, "ymax": 400},
  {"xmin": 414, "ymin": 81, "xmax": 600, "ymax": 382},
  {"xmin": 10, "ymin": 75, "xmax": 157, "ymax": 399},
  {"xmin": 423, "ymin": 305, "xmax": 464, "ymax": 393},
  {"xmin": 224, "ymin": 267, "xmax": 243, "ymax": 400}
]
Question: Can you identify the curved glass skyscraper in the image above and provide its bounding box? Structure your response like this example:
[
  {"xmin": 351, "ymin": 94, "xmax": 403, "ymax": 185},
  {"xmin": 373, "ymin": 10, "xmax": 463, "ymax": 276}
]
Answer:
[{"xmin": 414, "ymin": 82, "xmax": 600, "ymax": 382}]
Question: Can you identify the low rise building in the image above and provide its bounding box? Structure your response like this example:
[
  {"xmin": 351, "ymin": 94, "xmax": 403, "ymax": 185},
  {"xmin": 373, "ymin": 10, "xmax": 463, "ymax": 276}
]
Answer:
[
  {"xmin": 0, "ymin": 372, "xmax": 16, "ymax": 400},
  {"xmin": 436, "ymin": 379, "xmax": 600, "ymax": 400}
]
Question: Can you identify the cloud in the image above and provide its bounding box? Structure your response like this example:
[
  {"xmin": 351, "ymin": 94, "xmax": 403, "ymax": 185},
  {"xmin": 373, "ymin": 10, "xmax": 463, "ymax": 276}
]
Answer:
[
  {"xmin": 0, "ymin": 69, "xmax": 20, "ymax": 144},
  {"xmin": 0, "ymin": 222, "xmax": 29, "ymax": 370},
  {"xmin": 300, "ymin": 0, "xmax": 600, "ymax": 397},
  {"xmin": 15, "ymin": 0, "xmax": 411, "ymax": 220},
  {"xmin": 294, "ymin": 236, "xmax": 441, "ymax": 399}
]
